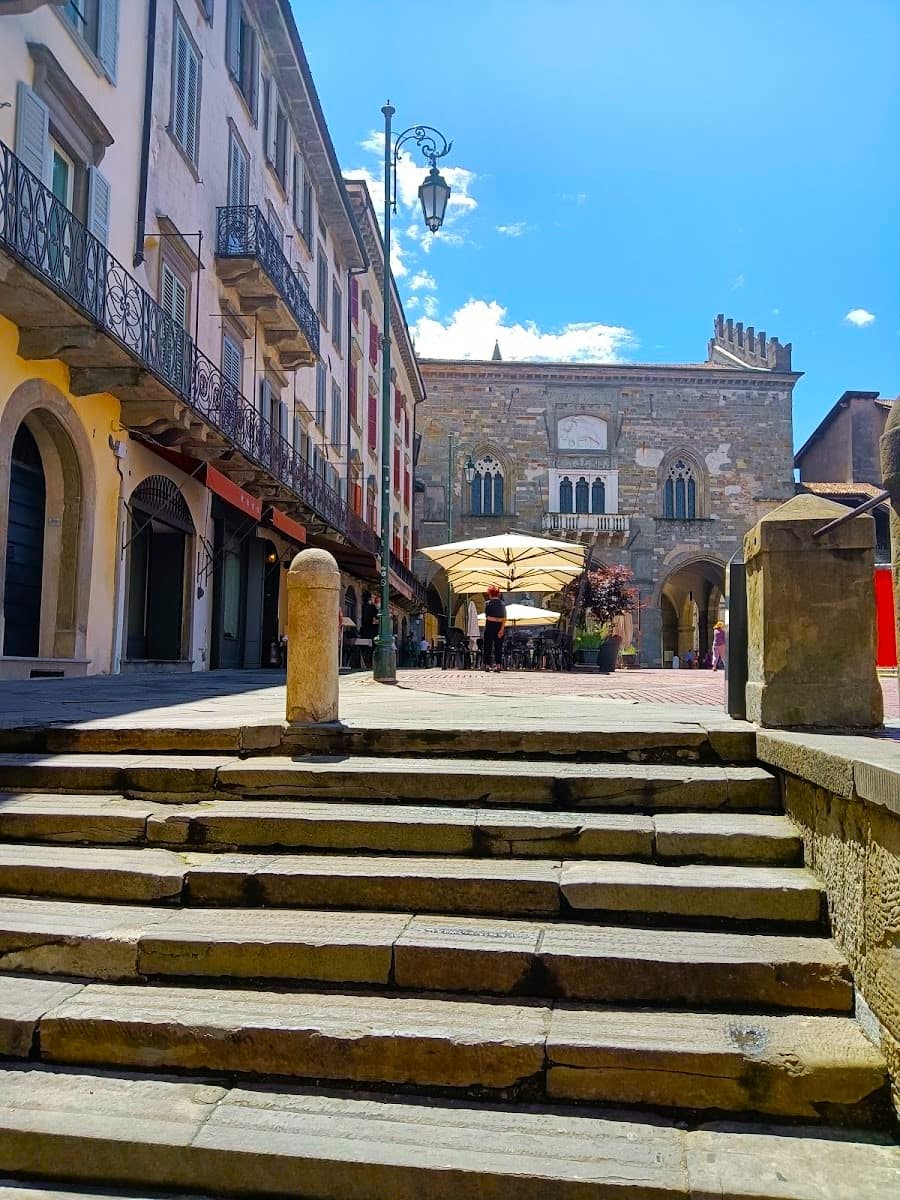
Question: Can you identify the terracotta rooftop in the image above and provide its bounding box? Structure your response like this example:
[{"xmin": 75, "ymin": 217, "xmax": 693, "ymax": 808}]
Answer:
[{"xmin": 800, "ymin": 482, "xmax": 889, "ymax": 501}]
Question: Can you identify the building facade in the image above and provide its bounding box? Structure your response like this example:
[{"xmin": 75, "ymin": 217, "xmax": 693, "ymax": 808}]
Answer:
[
  {"xmin": 416, "ymin": 316, "xmax": 799, "ymax": 666},
  {"xmin": 0, "ymin": 0, "xmax": 420, "ymax": 678}
]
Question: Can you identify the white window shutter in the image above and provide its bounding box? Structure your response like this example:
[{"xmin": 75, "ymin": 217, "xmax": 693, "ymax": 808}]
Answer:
[
  {"xmin": 225, "ymin": 0, "xmax": 241, "ymax": 76},
  {"xmin": 279, "ymin": 401, "xmax": 289, "ymax": 438},
  {"xmin": 87, "ymin": 167, "xmax": 112, "ymax": 245},
  {"xmin": 185, "ymin": 47, "xmax": 200, "ymax": 165},
  {"xmin": 97, "ymin": 0, "xmax": 119, "ymax": 83},
  {"xmin": 15, "ymin": 83, "xmax": 50, "ymax": 184},
  {"xmin": 266, "ymin": 81, "xmax": 277, "ymax": 162}
]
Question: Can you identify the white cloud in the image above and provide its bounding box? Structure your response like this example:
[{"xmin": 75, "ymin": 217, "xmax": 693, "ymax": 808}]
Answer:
[
  {"xmin": 496, "ymin": 221, "xmax": 528, "ymax": 237},
  {"xmin": 844, "ymin": 308, "xmax": 876, "ymax": 327},
  {"xmin": 562, "ymin": 192, "xmax": 588, "ymax": 206},
  {"xmin": 408, "ymin": 270, "xmax": 437, "ymax": 292},
  {"xmin": 411, "ymin": 299, "xmax": 636, "ymax": 363},
  {"xmin": 731, "ymin": 273, "xmax": 745, "ymax": 290},
  {"xmin": 422, "ymin": 295, "xmax": 439, "ymax": 318},
  {"xmin": 405, "ymin": 295, "xmax": 420, "ymax": 311}
]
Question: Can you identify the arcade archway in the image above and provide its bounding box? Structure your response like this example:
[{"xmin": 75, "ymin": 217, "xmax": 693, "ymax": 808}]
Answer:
[{"xmin": 659, "ymin": 557, "xmax": 725, "ymax": 665}]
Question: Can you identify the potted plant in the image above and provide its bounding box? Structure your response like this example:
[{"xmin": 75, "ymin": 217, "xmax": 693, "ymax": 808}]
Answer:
[
  {"xmin": 620, "ymin": 643, "xmax": 638, "ymax": 669},
  {"xmin": 562, "ymin": 565, "xmax": 639, "ymax": 674}
]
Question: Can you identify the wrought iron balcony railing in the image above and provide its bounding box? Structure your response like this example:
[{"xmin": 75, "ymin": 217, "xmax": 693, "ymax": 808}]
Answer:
[
  {"xmin": 390, "ymin": 551, "xmax": 426, "ymax": 605},
  {"xmin": 216, "ymin": 205, "xmax": 319, "ymax": 357},
  {"xmin": 0, "ymin": 141, "xmax": 366, "ymax": 552}
]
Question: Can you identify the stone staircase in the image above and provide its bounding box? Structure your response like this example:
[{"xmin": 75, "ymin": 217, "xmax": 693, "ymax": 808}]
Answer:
[{"xmin": 0, "ymin": 730, "xmax": 896, "ymax": 1199}]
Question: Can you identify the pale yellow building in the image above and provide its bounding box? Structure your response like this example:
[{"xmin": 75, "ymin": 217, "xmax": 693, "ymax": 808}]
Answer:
[{"xmin": 0, "ymin": 0, "xmax": 423, "ymax": 677}]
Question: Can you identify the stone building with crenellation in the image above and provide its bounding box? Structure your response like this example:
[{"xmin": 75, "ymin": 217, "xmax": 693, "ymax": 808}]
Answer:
[{"xmin": 415, "ymin": 315, "xmax": 800, "ymax": 666}]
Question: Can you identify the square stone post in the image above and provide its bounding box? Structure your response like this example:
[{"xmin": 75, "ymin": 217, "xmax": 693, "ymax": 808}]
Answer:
[{"xmin": 744, "ymin": 492, "xmax": 883, "ymax": 728}]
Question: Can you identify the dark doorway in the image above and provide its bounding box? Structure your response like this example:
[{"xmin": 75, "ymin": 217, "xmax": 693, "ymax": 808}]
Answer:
[
  {"xmin": 126, "ymin": 477, "xmax": 192, "ymax": 662},
  {"xmin": 261, "ymin": 541, "xmax": 281, "ymax": 667},
  {"xmin": 3, "ymin": 424, "xmax": 46, "ymax": 657}
]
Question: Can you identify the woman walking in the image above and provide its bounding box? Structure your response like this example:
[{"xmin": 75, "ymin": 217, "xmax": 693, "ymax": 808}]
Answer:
[
  {"xmin": 482, "ymin": 585, "xmax": 507, "ymax": 671},
  {"xmin": 712, "ymin": 621, "xmax": 726, "ymax": 671}
]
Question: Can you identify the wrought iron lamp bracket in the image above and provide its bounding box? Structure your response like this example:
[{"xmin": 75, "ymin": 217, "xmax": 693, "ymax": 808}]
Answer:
[{"xmin": 390, "ymin": 125, "xmax": 452, "ymax": 214}]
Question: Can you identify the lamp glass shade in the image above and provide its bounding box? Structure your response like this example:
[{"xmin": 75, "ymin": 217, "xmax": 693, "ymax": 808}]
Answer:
[
  {"xmin": 419, "ymin": 167, "xmax": 451, "ymax": 233},
  {"xmin": 463, "ymin": 456, "xmax": 476, "ymax": 483}
]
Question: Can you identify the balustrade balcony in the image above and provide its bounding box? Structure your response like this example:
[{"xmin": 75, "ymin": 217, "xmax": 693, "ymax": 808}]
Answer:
[
  {"xmin": 542, "ymin": 512, "xmax": 630, "ymax": 541},
  {"xmin": 0, "ymin": 141, "xmax": 373, "ymax": 556},
  {"xmin": 215, "ymin": 206, "xmax": 319, "ymax": 369}
]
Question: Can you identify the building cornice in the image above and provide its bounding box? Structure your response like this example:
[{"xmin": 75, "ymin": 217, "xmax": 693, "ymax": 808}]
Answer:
[{"xmin": 419, "ymin": 359, "xmax": 802, "ymax": 387}]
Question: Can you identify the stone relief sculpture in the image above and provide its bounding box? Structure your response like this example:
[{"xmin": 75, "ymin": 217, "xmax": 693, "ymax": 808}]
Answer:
[{"xmin": 557, "ymin": 414, "xmax": 607, "ymax": 451}]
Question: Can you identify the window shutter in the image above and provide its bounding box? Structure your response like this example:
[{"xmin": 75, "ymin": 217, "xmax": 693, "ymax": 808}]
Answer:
[
  {"xmin": 185, "ymin": 43, "xmax": 200, "ymax": 165},
  {"xmin": 86, "ymin": 168, "xmax": 112, "ymax": 245},
  {"xmin": 173, "ymin": 22, "xmax": 200, "ymax": 166},
  {"xmin": 279, "ymin": 401, "xmax": 289, "ymax": 439},
  {"xmin": 222, "ymin": 335, "xmax": 242, "ymax": 389},
  {"xmin": 15, "ymin": 83, "xmax": 50, "ymax": 184},
  {"xmin": 350, "ymin": 277, "xmax": 359, "ymax": 326},
  {"xmin": 97, "ymin": 0, "xmax": 119, "ymax": 82},
  {"xmin": 265, "ymin": 80, "xmax": 277, "ymax": 162},
  {"xmin": 225, "ymin": 0, "xmax": 241, "ymax": 76},
  {"xmin": 162, "ymin": 263, "xmax": 187, "ymax": 329},
  {"xmin": 367, "ymin": 389, "xmax": 377, "ymax": 449},
  {"xmin": 228, "ymin": 134, "xmax": 247, "ymax": 207}
]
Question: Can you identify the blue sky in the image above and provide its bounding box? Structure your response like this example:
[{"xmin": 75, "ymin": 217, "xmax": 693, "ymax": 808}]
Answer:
[{"xmin": 295, "ymin": 0, "xmax": 898, "ymax": 447}]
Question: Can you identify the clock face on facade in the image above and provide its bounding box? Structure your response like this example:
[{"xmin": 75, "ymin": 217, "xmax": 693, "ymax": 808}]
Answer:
[{"xmin": 557, "ymin": 414, "xmax": 608, "ymax": 451}]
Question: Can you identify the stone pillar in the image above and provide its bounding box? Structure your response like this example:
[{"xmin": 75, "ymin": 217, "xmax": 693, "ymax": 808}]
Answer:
[
  {"xmin": 744, "ymin": 492, "xmax": 883, "ymax": 728},
  {"xmin": 881, "ymin": 400, "xmax": 900, "ymax": 695},
  {"xmin": 285, "ymin": 548, "xmax": 340, "ymax": 725}
]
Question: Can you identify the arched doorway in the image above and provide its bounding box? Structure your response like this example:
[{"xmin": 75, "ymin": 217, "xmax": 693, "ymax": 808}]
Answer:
[
  {"xmin": 3, "ymin": 425, "xmax": 46, "ymax": 657},
  {"xmin": 0, "ymin": 382, "xmax": 94, "ymax": 671},
  {"xmin": 126, "ymin": 476, "xmax": 193, "ymax": 663},
  {"xmin": 659, "ymin": 557, "xmax": 725, "ymax": 665}
]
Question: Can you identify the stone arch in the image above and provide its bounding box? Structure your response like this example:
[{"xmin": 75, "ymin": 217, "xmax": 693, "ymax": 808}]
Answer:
[
  {"xmin": 656, "ymin": 553, "xmax": 726, "ymax": 664},
  {"xmin": 0, "ymin": 378, "xmax": 95, "ymax": 663},
  {"xmin": 658, "ymin": 449, "xmax": 708, "ymax": 519}
]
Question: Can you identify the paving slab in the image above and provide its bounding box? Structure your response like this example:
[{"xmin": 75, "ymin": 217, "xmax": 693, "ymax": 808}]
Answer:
[
  {"xmin": 652, "ymin": 813, "xmax": 802, "ymax": 863},
  {"xmin": 184, "ymin": 852, "xmax": 562, "ymax": 915},
  {"xmin": 40, "ymin": 982, "xmax": 550, "ymax": 1089},
  {"xmin": 546, "ymin": 1008, "xmax": 887, "ymax": 1118},
  {"xmin": 137, "ymin": 907, "xmax": 412, "ymax": 984},
  {"xmin": 560, "ymin": 862, "xmax": 823, "ymax": 923},
  {"xmin": 0, "ymin": 845, "xmax": 186, "ymax": 904}
]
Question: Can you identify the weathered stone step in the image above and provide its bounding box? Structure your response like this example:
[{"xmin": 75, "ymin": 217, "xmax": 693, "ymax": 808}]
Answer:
[
  {"xmin": 0, "ymin": 1186, "xmax": 199, "ymax": 1200},
  {"xmin": 0, "ymin": 844, "xmax": 822, "ymax": 922},
  {"xmin": 0, "ymin": 1066, "xmax": 897, "ymax": 1198},
  {"xmin": 0, "ymin": 898, "xmax": 854, "ymax": 1010},
  {"xmin": 0, "ymin": 755, "xmax": 779, "ymax": 811},
  {"xmin": 4, "ymin": 976, "xmax": 883, "ymax": 1120},
  {"xmin": 0, "ymin": 794, "xmax": 802, "ymax": 863}
]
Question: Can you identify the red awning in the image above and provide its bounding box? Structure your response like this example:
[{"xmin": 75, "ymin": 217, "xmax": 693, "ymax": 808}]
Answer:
[
  {"xmin": 267, "ymin": 506, "xmax": 306, "ymax": 545},
  {"xmin": 136, "ymin": 440, "xmax": 262, "ymax": 520}
]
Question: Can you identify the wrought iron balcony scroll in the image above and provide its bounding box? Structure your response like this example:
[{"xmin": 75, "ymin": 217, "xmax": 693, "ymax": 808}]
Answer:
[
  {"xmin": 0, "ymin": 141, "xmax": 370, "ymax": 554},
  {"xmin": 216, "ymin": 206, "xmax": 319, "ymax": 356}
]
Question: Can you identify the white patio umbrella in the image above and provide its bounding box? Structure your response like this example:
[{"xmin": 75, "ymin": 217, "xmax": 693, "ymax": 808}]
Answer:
[
  {"xmin": 422, "ymin": 532, "xmax": 585, "ymax": 594},
  {"xmin": 477, "ymin": 603, "xmax": 561, "ymax": 628}
]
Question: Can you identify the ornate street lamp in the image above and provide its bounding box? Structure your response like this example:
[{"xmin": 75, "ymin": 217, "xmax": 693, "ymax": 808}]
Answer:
[
  {"xmin": 464, "ymin": 455, "xmax": 477, "ymax": 484},
  {"xmin": 374, "ymin": 105, "xmax": 453, "ymax": 683}
]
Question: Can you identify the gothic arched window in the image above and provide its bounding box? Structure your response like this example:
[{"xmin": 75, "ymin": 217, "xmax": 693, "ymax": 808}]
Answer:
[
  {"xmin": 591, "ymin": 478, "xmax": 606, "ymax": 514},
  {"xmin": 559, "ymin": 476, "xmax": 573, "ymax": 514},
  {"xmin": 470, "ymin": 455, "xmax": 504, "ymax": 516},
  {"xmin": 575, "ymin": 477, "xmax": 589, "ymax": 514},
  {"xmin": 663, "ymin": 458, "xmax": 698, "ymax": 519}
]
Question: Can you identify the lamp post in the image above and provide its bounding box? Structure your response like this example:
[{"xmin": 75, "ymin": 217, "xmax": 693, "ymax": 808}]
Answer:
[{"xmin": 373, "ymin": 106, "xmax": 452, "ymax": 682}]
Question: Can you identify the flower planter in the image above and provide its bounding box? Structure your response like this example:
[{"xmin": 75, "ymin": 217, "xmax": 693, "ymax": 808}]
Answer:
[
  {"xmin": 574, "ymin": 649, "xmax": 600, "ymax": 666},
  {"xmin": 596, "ymin": 636, "xmax": 622, "ymax": 674}
]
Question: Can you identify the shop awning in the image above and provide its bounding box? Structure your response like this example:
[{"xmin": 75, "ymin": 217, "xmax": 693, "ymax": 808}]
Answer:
[
  {"xmin": 266, "ymin": 506, "xmax": 306, "ymax": 545},
  {"xmin": 136, "ymin": 440, "xmax": 263, "ymax": 520}
]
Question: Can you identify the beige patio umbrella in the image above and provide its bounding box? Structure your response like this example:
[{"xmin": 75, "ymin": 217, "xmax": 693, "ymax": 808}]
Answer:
[
  {"xmin": 477, "ymin": 603, "xmax": 561, "ymax": 628},
  {"xmin": 422, "ymin": 532, "xmax": 584, "ymax": 594}
]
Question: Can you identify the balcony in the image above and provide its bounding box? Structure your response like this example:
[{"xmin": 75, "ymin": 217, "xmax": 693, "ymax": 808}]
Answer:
[
  {"xmin": 0, "ymin": 141, "xmax": 368, "ymax": 554},
  {"xmin": 216, "ymin": 206, "xmax": 319, "ymax": 369},
  {"xmin": 390, "ymin": 551, "xmax": 426, "ymax": 608},
  {"xmin": 542, "ymin": 512, "xmax": 630, "ymax": 542}
]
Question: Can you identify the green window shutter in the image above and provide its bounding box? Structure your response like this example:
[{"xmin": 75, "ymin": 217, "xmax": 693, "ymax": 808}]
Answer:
[
  {"xmin": 86, "ymin": 167, "xmax": 112, "ymax": 245},
  {"xmin": 97, "ymin": 0, "xmax": 119, "ymax": 83},
  {"xmin": 15, "ymin": 82, "xmax": 50, "ymax": 184},
  {"xmin": 162, "ymin": 263, "xmax": 187, "ymax": 329}
]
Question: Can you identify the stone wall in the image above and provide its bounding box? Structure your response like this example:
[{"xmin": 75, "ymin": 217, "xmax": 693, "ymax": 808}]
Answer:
[
  {"xmin": 758, "ymin": 731, "xmax": 900, "ymax": 1118},
  {"xmin": 416, "ymin": 347, "xmax": 797, "ymax": 665}
]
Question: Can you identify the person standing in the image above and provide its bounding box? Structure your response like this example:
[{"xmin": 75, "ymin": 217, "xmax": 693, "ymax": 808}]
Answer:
[
  {"xmin": 358, "ymin": 591, "xmax": 379, "ymax": 668},
  {"xmin": 482, "ymin": 585, "xmax": 507, "ymax": 671},
  {"xmin": 712, "ymin": 621, "xmax": 726, "ymax": 671}
]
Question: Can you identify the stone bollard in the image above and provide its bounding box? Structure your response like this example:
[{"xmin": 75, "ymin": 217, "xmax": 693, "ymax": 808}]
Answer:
[
  {"xmin": 881, "ymin": 400, "xmax": 900, "ymax": 696},
  {"xmin": 744, "ymin": 492, "xmax": 883, "ymax": 728},
  {"xmin": 285, "ymin": 548, "xmax": 340, "ymax": 725}
]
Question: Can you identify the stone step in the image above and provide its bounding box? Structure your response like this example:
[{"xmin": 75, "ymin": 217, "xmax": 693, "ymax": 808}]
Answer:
[
  {"xmin": 0, "ymin": 755, "xmax": 779, "ymax": 811},
  {"xmin": 0, "ymin": 844, "xmax": 822, "ymax": 922},
  {"xmin": 0, "ymin": 1186, "xmax": 199, "ymax": 1200},
  {"xmin": 0, "ymin": 898, "xmax": 854, "ymax": 1010},
  {"xmin": 3, "ymin": 976, "xmax": 882, "ymax": 1120},
  {"xmin": 0, "ymin": 1065, "xmax": 897, "ymax": 1198},
  {"xmin": 0, "ymin": 794, "xmax": 803, "ymax": 863}
]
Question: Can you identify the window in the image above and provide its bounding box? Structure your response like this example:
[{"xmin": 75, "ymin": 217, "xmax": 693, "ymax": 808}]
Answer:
[
  {"xmin": 197, "ymin": 0, "xmax": 214, "ymax": 20},
  {"xmin": 160, "ymin": 261, "xmax": 189, "ymax": 329},
  {"xmin": 367, "ymin": 380, "xmax": 378, "ymax": 450},
  {"xmin": 348, "ymin": 357, "xmax": 358, "ymax": 424},
  {"xmin": 171, "ymin": 15, "xmax": 201, "ymax": 167},
  {"xmin": 393, "ymin": 440, "xmax": 401, "ymax": 493},
  {"xmin": 350, "ymin": 277, "xmax": 359, "ymax": 327},
  {"xmin": 315, "ymin": 363, "xmax": 326, "ymax": 428},
  {"xmin": 368, "ymin": 319, "xmax": 379, "ymax": 367},
  {"xmin": 50, "ymin": 140, "xmax": 75, "ymax": 208},
  {"xmin": 292, "ymin": 153, "xmax": 303, "ymax": 229},
  {"xmin": 330, "ymin": 381, "xmax": 342, "ymax": 448},
  {"xmin": 222, "ymin": 333, "xmax": 242, "ymax": 391},
  {"xmin": 663, "ymin": 457, "xmax": 699, "ymax": 519},
  {"xmin": 63, "ymin": 0, "xmax": 119, "ymax": 81},
  {"xmin": 227, "ymin": 129, "xmax": 249, "ymax": 207},
  {"xmin": 470, "ymin": 455, "xmax": 504, "ymax": 516},
  {"xmin": 301, "ymin": 176, "xmax": 314, "ymax": 247},
  {"xmin": 316, "ymin": 246, "xmax": 328, "ymax": 322},
  {"xmin": 554, "ymin": 469, "xmax": 614, "ymax": 515},
  {"xmin": 332, "ymin": 281, "xmax": 342, "ymax": 351},
  {"xmin": 226, "ymin": 0, "xmax": 259, "ymax": 118},
  {"xmin": 267, "ymin": 203, "xmax": 284, "ymax": 249}
]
